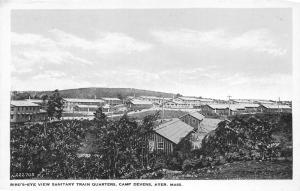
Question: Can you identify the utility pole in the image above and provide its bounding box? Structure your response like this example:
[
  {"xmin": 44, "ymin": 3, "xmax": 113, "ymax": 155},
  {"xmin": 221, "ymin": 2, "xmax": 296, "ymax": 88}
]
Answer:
[
  {"xmin": 162, "ymin": 97, "xmax": 165, "ymax": 120},
  {"xmin": 228, "ymin": 95, "xmax": 232, "ymax": 116},
  {"xmin": 277, "ymin": 97, "xmax": 280, "ymax": 113}
]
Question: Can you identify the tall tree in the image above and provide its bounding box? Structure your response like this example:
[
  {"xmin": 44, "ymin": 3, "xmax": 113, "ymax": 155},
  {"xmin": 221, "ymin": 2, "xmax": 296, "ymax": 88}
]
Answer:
[
  {"xmin": 94, "ymin": 107, "xmax": 108, "ymax": 128},
  {"xmin": 47, "ymin": 89, "xmax": 64, "ymax": 120},
  {"xmin": 93, "ymin": 112, "xmax": 160, "ymax": 178},
  {"xmin": 175, "ymin": 93, "xmax": 182, "ymax": 98}
]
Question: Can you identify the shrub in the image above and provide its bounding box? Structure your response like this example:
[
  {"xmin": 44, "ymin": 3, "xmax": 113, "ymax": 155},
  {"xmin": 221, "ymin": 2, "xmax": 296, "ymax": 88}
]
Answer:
[{"xmin": 182, "ymin": 159, "xmax": 194, "ymax": 172}]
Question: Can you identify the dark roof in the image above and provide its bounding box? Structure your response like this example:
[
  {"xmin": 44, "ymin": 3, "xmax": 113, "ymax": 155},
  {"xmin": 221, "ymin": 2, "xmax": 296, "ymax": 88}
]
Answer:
[
  {"xmin": 181, "ymin": 111, "xmax": 205, "ymax": 121},
  {"xmin": 206, "ymin": 104, "xmax": 229, "ymax": 109},
  {"xmin": 260, "ymin": 104, "xmax": 291, "ymax": 109},
  {"xmin": 199, "ymin": 118, "xmax": 222, "ymax": 133},
  {"xmin": 154, "ymin": 118, "xmax": 194, "ymax": 144}
]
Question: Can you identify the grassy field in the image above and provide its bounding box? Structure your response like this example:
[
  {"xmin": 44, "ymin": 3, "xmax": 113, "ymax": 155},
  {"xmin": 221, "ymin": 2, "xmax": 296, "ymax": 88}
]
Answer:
[{"xmin": 162, "ymin": 160, "xmax": 292, "ymax": 179}]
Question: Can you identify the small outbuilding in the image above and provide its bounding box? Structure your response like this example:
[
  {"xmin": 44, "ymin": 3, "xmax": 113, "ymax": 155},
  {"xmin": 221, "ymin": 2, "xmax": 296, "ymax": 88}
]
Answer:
[
  {"xmin": 179, "ymin": 111, "xmax": 205, "ymax": 130},
  {"xmin": 145, "ymin": 118, "xmax": 194, "ymax": 154},
  {"xmin": 126, "ymin": 99, "xmax": 153, "ymax": 111}
]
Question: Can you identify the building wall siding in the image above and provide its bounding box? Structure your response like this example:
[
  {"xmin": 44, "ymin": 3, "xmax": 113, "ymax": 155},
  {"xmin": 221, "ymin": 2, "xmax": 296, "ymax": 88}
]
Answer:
[
  {"xmin": 10, "ymin": 105, "xmax": 47, "ymax": 123},
  {"xmin": 145, "ymin": 132, "xmax": 174, "ymax": 154},
  {"xmin": 179, "ymin": 115, "xmax": 201, "ymax": 130}
]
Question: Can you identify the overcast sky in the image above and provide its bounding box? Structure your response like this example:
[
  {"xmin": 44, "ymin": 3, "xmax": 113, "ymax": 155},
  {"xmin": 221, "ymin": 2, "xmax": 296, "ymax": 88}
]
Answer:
[{"xmin": 11, "ymin": 9, "xmax": 292, "ymax": 100}]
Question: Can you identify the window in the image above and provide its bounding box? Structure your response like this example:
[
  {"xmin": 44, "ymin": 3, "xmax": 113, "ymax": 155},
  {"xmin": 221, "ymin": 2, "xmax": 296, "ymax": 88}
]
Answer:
[
  {"xmin": 157, "ymin": 142, "xmax": 164, "ymax": 150},
  {"xmin": 10, "ymin": 115, "xmax": 13, "ymax": 119},
  {"xmin": 11, "ymin": 107, "xmax": 14, "ymax": 112}
]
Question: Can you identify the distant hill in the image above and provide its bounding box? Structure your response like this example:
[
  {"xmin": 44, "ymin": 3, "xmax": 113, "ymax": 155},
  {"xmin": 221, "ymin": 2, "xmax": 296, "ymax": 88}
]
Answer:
[{"xmin": 11, "ymin": 87, "xmax": 176, "ymax": 100}]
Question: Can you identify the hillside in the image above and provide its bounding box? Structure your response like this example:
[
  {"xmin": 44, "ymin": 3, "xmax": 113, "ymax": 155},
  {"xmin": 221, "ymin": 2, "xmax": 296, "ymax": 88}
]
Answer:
[{"xmin": 11, "ymin": 87, "xmax": 176, "ymax": 100}]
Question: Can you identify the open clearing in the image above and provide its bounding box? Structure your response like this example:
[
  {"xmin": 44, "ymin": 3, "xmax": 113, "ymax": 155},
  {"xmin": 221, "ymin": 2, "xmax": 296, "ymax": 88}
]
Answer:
[{"xmin": 162, "ymin": 160, "xmax": 292, "ymax": 179}]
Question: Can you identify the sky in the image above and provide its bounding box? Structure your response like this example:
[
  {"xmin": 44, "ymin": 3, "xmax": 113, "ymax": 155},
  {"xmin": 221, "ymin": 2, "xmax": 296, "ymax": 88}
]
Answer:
[{"xmin": 11, "ymin": 9, "xmax": 292, "ymax": 100}]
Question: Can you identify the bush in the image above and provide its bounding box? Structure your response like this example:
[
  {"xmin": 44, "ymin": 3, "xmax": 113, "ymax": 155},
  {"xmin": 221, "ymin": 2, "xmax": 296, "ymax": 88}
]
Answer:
[
  {"xmin": 201, "ymin": 113, "xmax": 292, "ymax": 163},
  {"xmin": 153, "ymin": 157, "xmax": 168, "ymax": 170},
  {"xmin": 182, "ymin": 159, "xmax": 194, "ymax": 172},
  {"xmin": 166, "ymin": 157, "xmax": 181, "ymax": 170}
]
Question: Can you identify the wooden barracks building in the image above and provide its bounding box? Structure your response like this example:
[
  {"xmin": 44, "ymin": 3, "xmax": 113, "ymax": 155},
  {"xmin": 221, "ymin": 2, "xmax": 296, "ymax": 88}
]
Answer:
[
  {"xmin": 145, "ymin": 118, "xmax": 194, "ymax": 154},
  {"xmin": 10, "ymin": 100, "xmax": 47, "ymax": 123},
  {"xmin": 179, "ymin": 111, "xmax": 205, "ymax": 130}
]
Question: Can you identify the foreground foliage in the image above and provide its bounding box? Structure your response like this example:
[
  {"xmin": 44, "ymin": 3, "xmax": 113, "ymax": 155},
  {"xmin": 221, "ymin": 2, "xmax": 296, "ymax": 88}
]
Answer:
[
  {"xmin": 11, "ymin": 120, "xmax": 92, "ymax": 179},
  {"xmin": 177, "ymin": 113, "xmax": 293, "ymax": 172},
  {"xmin": 11, "ymin": 110, "xmax": 161, "ymax": 179},
  {"xmin": 10, "ymin": 112, "xmax": 292, "ymax": 179}
]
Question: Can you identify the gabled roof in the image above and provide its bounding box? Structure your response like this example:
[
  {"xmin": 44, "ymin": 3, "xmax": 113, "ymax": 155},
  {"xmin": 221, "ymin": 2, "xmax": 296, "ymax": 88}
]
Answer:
[
  {"xmin": 74, "ymin": 104, "xmax": 99, "ymax": 109},
  {"xmin": 242, "ymin": 103, "xmax": 260, "ymax": 108},
  {"xmin": 139, "ymin": 96, "xmax": 172, "ymax": 100},
  {"xmin": 165, "ymin": 100, "xmax": 186, "ymax": 105},
  {"xmin": 11, "ymin": 100, "xmax": 39, "ymax": 107},
  {"xmin": 101, "ymin": 97, "xmax": 121, "ymax": 101},
  {"xmin": 253, "ymin": 99, "xmax": 275, "ymax": 104},
  {"xmin": 139, "ymin": 96, "xmax": 161, "ymax": 99},
  {"xmin": 25, "ymin": 99, "xmax": 44, "ymax": 103},
  {"xmin": 229, "ymin": 105, "xmax": 246, "ymax": 110},
  {"xmin": 129, "ymin": 99, "xmax": 153, "ymax": 105},
  {"xmin": 154, "ymin": 118, "xmax": 194, "ymax": 144},
  {"xmin": 231, "ymin": 99, "xmax": 254, "ymax": 104},
  {"xmin": 199, "ymin": 118, "xmax": 222, "ymax": 133},
  {"xmin": 208, "ymin": 103, "xmax": 260, "ymax": 111},
  {"xmin": 189, "ymin": 111, "xmax": 205, "ymax": 120},
  {"xmin": 198, "ymin": 98, "xmax": 214, "ymax": 102},
  {"xmin": 260, "ymin": 104, "xmax": 291, "ymax": 109},
  {"xmin": 177, "ymin": 97, "xmax": 201, "ymax": 101},
  {"xmin": 181, "ymin": 111, "xmax": 204, "ymax": 121},
  {"xmin": 205, "ymin": 104, "xmax": 229, "ymax": 109},
  {"xmin": 196, "ymin": 118, "xmax": 222, "ymax": 143},
  {"xmin": 64, "ymin": 98, "xmax": 105, "ymax": 103}
]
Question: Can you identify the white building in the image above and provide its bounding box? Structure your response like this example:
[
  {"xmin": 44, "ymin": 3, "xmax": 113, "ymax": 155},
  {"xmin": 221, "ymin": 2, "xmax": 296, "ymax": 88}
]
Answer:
[
  {"xmin": 101, "ymin": 97, "xmax": 122, "ymax": 106},
  {"xmin": 173, "ymin": 97, "xmax": 215, "ymax": 107},
  {"xmin": 63, "ymin": 98, "xmax": 105, "ymax": 112},
  {"xmin": 174, "ymin": 97, "xmax": 202, "ymax": 106},
  {"xmin": 164, "ymin": 100, "xmax": 193, "ymax": 109},
  {"xmin": 137, "ymin": 96, "xmax": 172, "ymax": 105}
]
